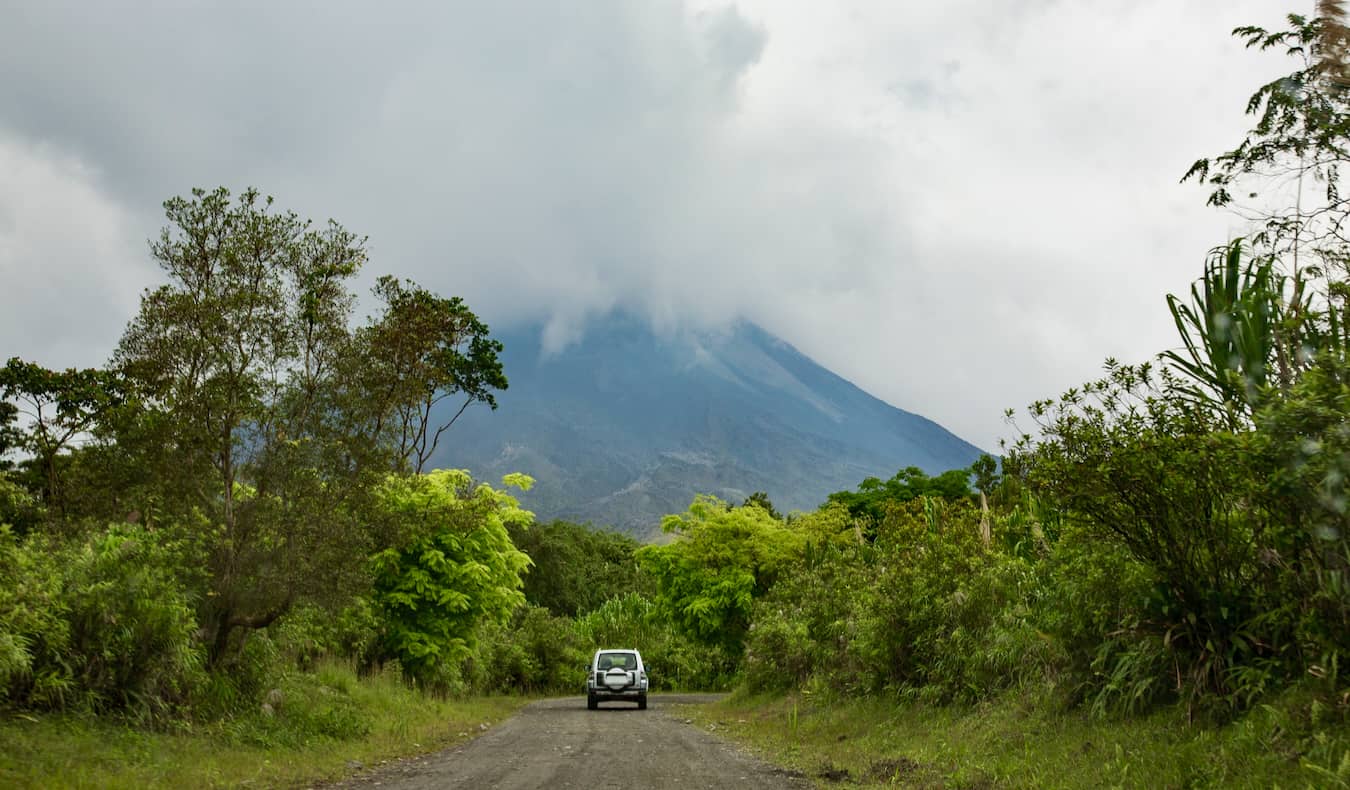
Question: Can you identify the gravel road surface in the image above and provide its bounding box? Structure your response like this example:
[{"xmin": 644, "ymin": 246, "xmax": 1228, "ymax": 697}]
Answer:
[{"xmin": 326, "ymin": 694, "xmax": 811, "ymax": 790}]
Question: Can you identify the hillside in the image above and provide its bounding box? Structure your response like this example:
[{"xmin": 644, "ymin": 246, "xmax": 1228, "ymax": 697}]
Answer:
[{"xmin": 431, "ymin": 314, "xmax": 984, "ymax": 538}]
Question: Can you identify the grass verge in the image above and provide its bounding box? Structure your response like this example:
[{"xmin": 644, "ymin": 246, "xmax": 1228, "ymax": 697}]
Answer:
[
  {"xmin": 0, "ymin": 662, "xmax": 531, "ymax": 789},
  {"xmin": 688, "ymin": 685, "xmax": 1350, "ymax": 788}
]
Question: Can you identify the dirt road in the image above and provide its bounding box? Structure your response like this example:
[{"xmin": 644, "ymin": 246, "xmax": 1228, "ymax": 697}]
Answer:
[{"xmin": 327, "ymin": 694, "xmax": 811, "ymax": 790}]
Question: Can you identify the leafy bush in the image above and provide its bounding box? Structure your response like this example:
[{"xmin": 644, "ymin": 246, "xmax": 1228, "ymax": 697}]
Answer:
[
  {"xmin": 1254, "ymin": 353, "xmax": 1350, "ymax": 682},
  {"xmin": 508, "ymin": 519, "xmax": 649, "ymax": 617},
  {"xmin": 1032, "ymin": 522, "xmax": 1155, "ymax": 710},
  {"xmin": 574, "ymin": 592, "xmax": 736, "ymax": 691},
  {"xmin": 743, "ymin": 543, "xmax": 873, "ymax": 694},
  {"xmin": 61, "ymin": 524, "xmax": 204, "ymax": 717},
  {"xmin": 855, "ymin": 499, "xmax": 1052, "ymax": 702},
  {"xmin": 368, "ymin": 470, "xmax": 532, "ymax": 688},
  {"xmin": 638, "ymin": 496, "xmax": 803, "ymax": 655},
  {"xmin": 0, "ymin": 524, "xmax": 69, "ymax": 708},
  {"xmin": 465, "ymin": 604, "xmax": 585, "ymax": 694},
  {"xmin": 1, "ymin": 522, "xmax": 204, "ymax": 718},
  {"xmin": 745, "ymin": 498, "xmax": 1056, "ymax": 703},
  {"xmin": 1013, "ymin": 362, "xmax": 1291, "ymax": 712}
]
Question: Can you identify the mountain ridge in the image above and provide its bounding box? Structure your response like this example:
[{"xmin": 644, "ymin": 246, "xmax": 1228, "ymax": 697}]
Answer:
[{"xmin": 430, "ymin": 314, "xmax": 984, "ymax": 539}]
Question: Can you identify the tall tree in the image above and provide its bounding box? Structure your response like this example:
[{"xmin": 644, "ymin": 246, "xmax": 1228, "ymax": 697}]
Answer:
[
  {"xmin": 507, "ymin": 519, "xmax": 646, "ymax": 617},
  {"xmin": 741, "ymin": 491, "xmax": 783, "ymax": 521},
  {"xmin": 113, "ymin": 187, "xmax": 373, "ymax": 663},
  {"xmin": 0, "ymin": 401, "xmax": 17, "ymax": 471},
  {"xmin": 0, "ymin": 359, "xmax": 123, "ymax": 516},
  {"xmin": 357, "ymin": 276, "xmax": 506, "ymax": 473}
]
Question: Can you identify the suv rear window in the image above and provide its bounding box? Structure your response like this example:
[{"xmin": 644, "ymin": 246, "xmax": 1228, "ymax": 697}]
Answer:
[{"xmin": 596, "ymin": 652, "xmax": 637, "ymax": 670}]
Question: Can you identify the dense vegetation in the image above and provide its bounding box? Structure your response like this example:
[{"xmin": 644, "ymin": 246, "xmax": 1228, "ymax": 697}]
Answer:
[
  {"xmin": 0, "ymin": 185, "xmax": 734, "ymax": 739},
  {"xmin": 4, "ymin": 8, "xmax": 1350, "ymax": 787}
]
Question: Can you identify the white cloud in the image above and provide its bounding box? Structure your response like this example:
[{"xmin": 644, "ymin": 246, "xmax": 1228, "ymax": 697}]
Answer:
[
  {"xmin": 0, "ymin": 133, "xmax": 148, "ymax": 369},
  {"xmin": 0, "ymin": 0, "xmax": 1299, "ymax": 447}
]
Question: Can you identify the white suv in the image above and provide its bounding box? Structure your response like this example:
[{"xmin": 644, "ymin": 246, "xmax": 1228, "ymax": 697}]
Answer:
[{"xmin": 586, "ymin": 648, "xmax": 649, "ymax": 710}]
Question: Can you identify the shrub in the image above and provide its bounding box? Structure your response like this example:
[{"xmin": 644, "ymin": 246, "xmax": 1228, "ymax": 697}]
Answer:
[
  {"xmin": 637, "ymin": 496, "xmax": 802, "ymax": 656},
  {"xmin": 1014, "ymin": 362, "xmax": 1293, "ymax": 712},
  {"xmin": 1033, "ymin": 522, "xmax": 1155, "ymax": 709},
  {"xmin": 574, "ymin": 592, "xmax": 735, "ymax": 691},
  {"xmin": 744, "ymin": 543, "xmax": 873, "ymax": 695},
  {"xmin": 1, "ymin": 522, "xmax": 204, "ymax": 718},
  {"xmin": 0, "ymin": 525, "xmax": 69, "ymax": 708},
  {"xmin": 60, "ymin": 524, "xmax": 203, "ymax": 717},
  {"xmin": 466, "ymin": 604, "xmax": 585, "ymax": 694},
  {"xmin": 1254, "ymin": 353, "xmax": 1350, "ymax": 684}
]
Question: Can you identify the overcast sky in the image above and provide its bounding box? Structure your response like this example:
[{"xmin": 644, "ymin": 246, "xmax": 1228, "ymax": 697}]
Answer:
[{"xmin": 0, "ymin": 1, "xmax": 1295, "ymax": 450}]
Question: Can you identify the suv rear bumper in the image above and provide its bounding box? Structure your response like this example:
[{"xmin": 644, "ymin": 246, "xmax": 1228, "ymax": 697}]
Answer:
[{"xmin": 587, "ymin": 684, "xmax": 647, "ymax": 699}]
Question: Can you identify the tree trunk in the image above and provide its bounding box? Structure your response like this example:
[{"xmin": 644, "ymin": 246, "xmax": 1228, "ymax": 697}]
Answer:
[{"xmin": 979, "ymin": 491, "xmax": 991, "ymax": 549}]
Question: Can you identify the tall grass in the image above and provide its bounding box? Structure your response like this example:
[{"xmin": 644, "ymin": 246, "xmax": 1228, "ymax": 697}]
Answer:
[
  {"xmin": 0, "ymin": 659, "xmax": 528, "ymax": 789},
  {"xmin": 693, "ymin": 685, "xmax": 1350, "ymax": 789}
]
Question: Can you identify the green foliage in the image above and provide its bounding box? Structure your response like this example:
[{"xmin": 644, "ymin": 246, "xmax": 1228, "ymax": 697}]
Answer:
[
  {"xmin": 358, "ymin": 275, "xmax": 507, "ymax": 473},
  {"xmin": 465, "ymin": 605, "xmax": 585, "ymax": 694},
  {"xmin": 0, "ymin": 523, "xmax": 67, "ymax": 708},
  {"xmin": 825, "ymin": 465, "xmax": 972, "ymax": 528},
  {"xmin": 1183, "ymin": 12, "xmax": 1350, "ymax": 273},
  {"xmin": 270, "ymin": 602, "xmax": 381, "ymax": 674},
  {"xmin": 858, "ymin": 499, "xmax": 1049, "ymax": 702},
  {"xmin": 59, "ymin": 525, "xmax": 203, "ymax": 717},
  {"xmin": 1252, "ymin": 351, "xmax": 1350, "ymax": 677},
  {"xmin": 0, "ymin": 472, "xmax": 43, "ymax": 543},
  {"xmin": 1032, "ymin": 522, "xmax": 1154, "ymax": 709},
  {"xmin": 88, "ymin": 186, "xmax": 509, "ymax": 667},
  {"xmin": 970, "ymin": 453, "xmax": 1000, "ymax": 497},
  {"xmin": 1163, "ymin": 240, "xmax": 1291, "ymax": 422},
  {"xmin": 742, "ymin": 491, "xmax": 783, "ymax": 521},
  {"xmin": 0, "ymin": 522, "xmax": 203, "ymax": 718},
  {"xmin": 638, "ymin": 495, "xmax": 803, "ymax": 655},
  {"xmin": 109, "ymin": 186, "xmax": 378, "ymax": 663},
  {"xmin": 573, "ymin": 591, "xmax": 737, "ymax": 691},
  {"xmin": 508, "ymin": 519, "xmax": 647, "ymax": 617},
  {"xmin": 221, "ymin": 668, "xmax": 372, "ymax": 748},
  {"xmin": 0, "ymin": 400, "xmax": 18, "ymax": 470},
  {"xmin": 368, "ymin": 470, "xmax": 532, "ymax": 686},
  {"xmin": 743, "ymin": 541, "xmax": 873, "ymax": 694},
  {"xmin": 0, "ymin": 358, "xmax": 125, "ymax": 517},
  {"xmin": 745, "ymin": 498, "xmax": 1054, "ymax": 703},
  {"xmin": 1012, "ymin": 362, "xmax": 1289, "ymax": 710}
]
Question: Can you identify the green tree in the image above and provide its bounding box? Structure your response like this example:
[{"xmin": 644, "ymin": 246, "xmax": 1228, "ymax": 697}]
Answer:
[
  {"xmin": 1182, "ymin": 8, "xmax": 1350, "ymax": 386},
  {"xmin": 1010, "ymin": 361, "xmax": 1282, "ymax": 707},
  {"xmin": 637, "ymin": 495, "xmax": 803, "ymax": 655},
  {"xmin": 113, "ymin": 186, "xmax": 374, "ymax": 663},
  {"xmin": 357, "ymin": 276, "xmax": 507, "ymax": 473},
  {"xmin": 507, "ymin": 519, "xmax": 646, "ymax": 617},
  {"xmin": 0, "ymin": 359, "xmax": 124, "ymax": 516},
  {"xmin": 1183, "ymin": 9, "xmax": 1350, "ymax": 268},
  {"xmin": 368, "ymin": 470, "xmax": 532, "ymax": 685},
  {"xmin": 741, "ymin": 491, "xmax": 783, "ymax": 521},
  {"xmin": 826, "ymin": 465, "xmax": 972, "ymax": 528}
]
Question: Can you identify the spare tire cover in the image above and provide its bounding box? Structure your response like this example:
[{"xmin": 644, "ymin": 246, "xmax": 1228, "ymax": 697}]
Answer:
[{"xmin": 603, "ymin": 669, "xmax": 631, "ymax": 690}]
